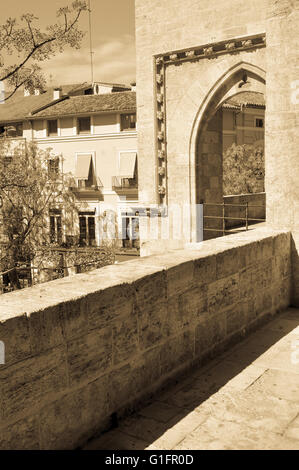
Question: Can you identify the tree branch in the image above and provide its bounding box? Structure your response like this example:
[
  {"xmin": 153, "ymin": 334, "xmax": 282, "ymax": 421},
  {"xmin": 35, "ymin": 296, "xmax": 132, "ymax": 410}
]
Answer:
[{"xmin": 0, "ymin": 5, "xmax": 85, "ymax": 83}]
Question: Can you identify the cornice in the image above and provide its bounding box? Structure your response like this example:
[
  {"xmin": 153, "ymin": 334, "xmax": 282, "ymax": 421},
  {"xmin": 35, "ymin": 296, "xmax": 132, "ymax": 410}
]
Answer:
[
  {"xmin": 34, "ymin": 131, "xmax": 137, "ymax": 144},
  {"xmin": 153, "ymin": 32, "xmax": 266, "ymax": 204}
]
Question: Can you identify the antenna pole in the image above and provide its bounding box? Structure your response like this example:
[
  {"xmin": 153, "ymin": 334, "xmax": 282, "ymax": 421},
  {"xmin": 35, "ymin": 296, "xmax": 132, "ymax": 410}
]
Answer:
[{"xmin": 88, "ymin": 0, "xmax": 94, "ymax": 83}]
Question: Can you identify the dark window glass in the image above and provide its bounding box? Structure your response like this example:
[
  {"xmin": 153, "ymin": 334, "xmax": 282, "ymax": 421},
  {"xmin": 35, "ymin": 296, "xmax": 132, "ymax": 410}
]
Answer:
[
  {"xmin": 50, "ymin": 216, "xmax": 56, "ymax": 243},
  {"xmin": 48, "ymin": 158, "xmax": 59, "ymax": 178},
  {"xmin": 56, "ymin": 216, "xmax": 62, "ymax": 244},
  {"xmin": 79, "ymin": 214, "xmax": 96, "ymax": 246},
  {"xmin": 79, "ymin": 216, "xmax": 87, "ymax": 245},
  {"xmin": 48, "ymin": 120, "xmax": 58, "ymax": 136},
  {"xmin": 78, "ymin": 117, "xmax": 91, "ymax": 134},
  {"xmin": 255, "ymin": 118, "xmax": 264, "ymax": 128},
  {"xmin": 122, "ymin": 216, "xmax": 140, "ymax": 248},
  {"xmin": 120, "ymin": 113, "xmax": 136, "ymax": 131},
  {"xmin": 88, "ymin": 217, "xmax": 95, "ymax": 244},
  {"xmin": 0, "ymin": 122, "xmax": 23, "ymax": 137}
]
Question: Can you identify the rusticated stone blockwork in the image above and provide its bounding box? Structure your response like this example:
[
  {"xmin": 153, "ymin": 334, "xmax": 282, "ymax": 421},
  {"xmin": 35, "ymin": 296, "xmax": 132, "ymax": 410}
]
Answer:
[{"xmin": 0, "ymin": 228, "xmax": 291, "ymax": 449}]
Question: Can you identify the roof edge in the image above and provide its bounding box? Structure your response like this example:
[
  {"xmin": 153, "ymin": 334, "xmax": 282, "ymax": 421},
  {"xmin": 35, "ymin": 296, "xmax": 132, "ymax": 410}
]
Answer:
[{"xmin": 30, "ymin": 95, "xmax": 70, "ymax": 116}]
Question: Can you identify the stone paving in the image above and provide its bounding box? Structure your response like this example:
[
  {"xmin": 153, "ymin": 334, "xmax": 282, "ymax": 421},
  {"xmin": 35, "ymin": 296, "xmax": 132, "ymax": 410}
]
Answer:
[{"xmin": 84, "ymin": 308, "xmax": 299, "ymax": 450}]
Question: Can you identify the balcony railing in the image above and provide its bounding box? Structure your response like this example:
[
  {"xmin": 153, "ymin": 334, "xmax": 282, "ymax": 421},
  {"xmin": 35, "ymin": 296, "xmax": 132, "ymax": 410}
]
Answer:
[
  {"xmin": 69, "ymin": 180, "xmax": 103, "ymax": 198},
  {"xmin": 112, "ymin": 176, "xmax": 138, "ymax": 191},
  {"xmin": 203, "ymin": 201, "xmax": 266, "ymax": 236}
]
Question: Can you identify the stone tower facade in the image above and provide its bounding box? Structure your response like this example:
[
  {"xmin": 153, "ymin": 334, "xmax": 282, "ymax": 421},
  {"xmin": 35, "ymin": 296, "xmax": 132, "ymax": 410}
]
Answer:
[{"xmin": 135, "ymin": 0, "xmax": 299, "ymax": 304}]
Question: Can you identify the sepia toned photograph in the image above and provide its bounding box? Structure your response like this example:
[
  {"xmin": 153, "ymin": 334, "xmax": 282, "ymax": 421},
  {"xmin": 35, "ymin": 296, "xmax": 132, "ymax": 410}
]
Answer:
[{"xmin": 0, "ymin": 0, "xmax": 298, "ymax": 455}]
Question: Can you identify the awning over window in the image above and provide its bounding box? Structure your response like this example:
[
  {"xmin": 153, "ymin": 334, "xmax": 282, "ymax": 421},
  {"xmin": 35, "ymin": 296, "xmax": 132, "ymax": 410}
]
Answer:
[
  {"xmin": 75, "ymin": 154, "xmax": 92, "ymax": 179},
  {"xmin": 119, "ymin": 152, "xmax": 137, "ymax": 178}
]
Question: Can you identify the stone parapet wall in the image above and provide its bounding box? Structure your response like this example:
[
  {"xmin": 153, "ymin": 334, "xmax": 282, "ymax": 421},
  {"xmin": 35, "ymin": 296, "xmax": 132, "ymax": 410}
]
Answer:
[{"xmin": 0, "ymin": 228, "xmax": 291, "ymax": 449}]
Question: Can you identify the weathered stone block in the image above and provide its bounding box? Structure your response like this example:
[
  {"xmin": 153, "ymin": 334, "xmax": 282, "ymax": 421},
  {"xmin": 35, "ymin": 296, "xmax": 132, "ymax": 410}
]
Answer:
[
  {"xmin": 39, "ymin": 376, "xmax": 109, "ymax": 450},
  {"xmin": 0, "ymin": 346, "xmax": 68, "ymax": 420},
  {"xmin": 112, "ymin": 313, "xmax": 139, "ymax": 365},
  {"xmin": 178, "ymin": 286, "xmax": 208, "ymax": 321},
  {"xmin": 166, "ymin": 261, "xmax": 194, "ymax": 297},
  {"xmin": 272, "ymin": 278, "xmax": 292, "ymax": 312},
  {"xmin": 239, "ymin": 260, "xmax": 273, "ymax": 300},
  {"xmin": 0, "ymin": 415, "xmax": 39, "ymax": 450},
  {"xmin": 29, "ymin": 305, "xmax": 64, "ymax": 354},
  {"xmin": 108, "ymin": 363, "xmax": 136, "ymax": 411},
  {"xmin": 193, "ymin": 254, "xmax": 216, "ymax": 284},
  {"xmin": 195, "ymin": 312, "xmax": 226, "ymax": 356},
  {"xmin": 208, "ymin": 274, "xmax": 239, "ymax": 313},
  {"xmin": 253, "ymin": 289, "xmax": 273, "ymax": 318},
  {"xmin": 163, "ymin": 296, "xmax": 189, "ymax": 336},
  {"xmin": 216, "ymin": 247, "xmax": 240, "ymax": 279},
  {"xmin": 160, "ymin": 330, "xmax": 194, "ymax": 375},
  {"xmin": 133, "ymin": 346, "xmax": 162, "ymax": 396},
  {"xmin": 60, "ymin": 297, "xmax": 89, "ymax": 341},
  {"xmin": 67, "ymin": 328, "xmax": 112, "ymax": 386},
  {"xmin": 272, "ymin": 254, "xmax": 291, "ymax": 282},
  {"xmin": 226, "ymin": 303, "xmax": 247, "ymax": 336},
  {"xmin": 240, "ymin": 299, "xmax": 255, "ymax": 325},
  {"xmin": 239, "ymin": 238, "xmax": 273, "ymax": 267},
  {"xmin": 138, "ymin": 301, "xmax": 168, "ymax": 350},
  {"xmin": 87, "ymin": 285, "xmax": 135, "ymax": 330},
  {"xmin": 134, "ymin": 271, "xmax": 167, "ymax": 310}
]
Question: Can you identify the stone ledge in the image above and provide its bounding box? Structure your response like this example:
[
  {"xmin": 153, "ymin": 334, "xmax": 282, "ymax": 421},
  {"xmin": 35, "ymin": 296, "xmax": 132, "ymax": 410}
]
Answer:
[{"xmin": 0, "ymin": 228, "xmax": 292, "ymax": 449}]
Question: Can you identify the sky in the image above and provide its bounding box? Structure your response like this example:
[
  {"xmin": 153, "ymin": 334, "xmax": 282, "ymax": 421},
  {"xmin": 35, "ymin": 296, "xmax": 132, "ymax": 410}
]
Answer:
[{"xmin": 1, "ymin": 0, "xmax": 136, "ymax": 86}]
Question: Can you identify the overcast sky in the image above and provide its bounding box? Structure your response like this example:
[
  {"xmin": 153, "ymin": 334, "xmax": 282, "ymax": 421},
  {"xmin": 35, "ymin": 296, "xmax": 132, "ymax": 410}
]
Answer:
[{"xmin": 1, "ymin": 0, "xmax": 136, "ymax": 86}]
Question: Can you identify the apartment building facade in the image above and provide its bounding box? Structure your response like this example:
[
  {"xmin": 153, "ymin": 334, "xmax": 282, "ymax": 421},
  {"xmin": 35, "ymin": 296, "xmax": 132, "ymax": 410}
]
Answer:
[{"xmin": 0, "ymin": 82, "xmax": 140, "ymax": 250}]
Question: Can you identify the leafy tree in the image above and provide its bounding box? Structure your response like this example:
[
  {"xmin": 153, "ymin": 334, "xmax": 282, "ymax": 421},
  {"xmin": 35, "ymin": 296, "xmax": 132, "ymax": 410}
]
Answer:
[
  {"xmin": 0, "ymin": 139, "xmax": 117, "ymax": 291},
  {"xmin": 223, "ymin": 143, "xmax": 265, "ymax": 196},
  {"xmin": 0, "ymin": 1, "xmax": 87, "ymax": 101},
  {"xmin": 0, "ymin": 138, "xmax": 77, "ymax": 289}
]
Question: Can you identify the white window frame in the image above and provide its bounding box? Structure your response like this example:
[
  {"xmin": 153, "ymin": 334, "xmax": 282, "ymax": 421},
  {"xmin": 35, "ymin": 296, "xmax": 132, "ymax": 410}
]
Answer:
[
  {"xmin": 47, "ymin": 118, "xmax": 59, "ymax": 137},
  {"xmin": 120, "ymin": 113, "xmax": 137, "ymax": 132}
]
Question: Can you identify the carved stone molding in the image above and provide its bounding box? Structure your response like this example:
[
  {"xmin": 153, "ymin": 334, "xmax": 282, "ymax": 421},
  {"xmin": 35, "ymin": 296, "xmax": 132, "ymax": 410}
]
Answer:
[
  {"xmin": 225, "ymin": 42, "xmax": 236, "ymax": 50},
  {"xmin": 153, "ymin": 32, "xmax": 266, "ymax": 204},
  {"xmin": 186, "ymin": 50, "xmax": 195, "ymax": 58},
  {"xmin": 242, "ymin": 39, "xmax": 253, "ymax": 47},
  {"xmin": 203, "ymin": 46, "xmax": 214, "ymax": 56},
  {"xmin": 156, "ymin": 73, "xmax": 163, "ymax": 85}
]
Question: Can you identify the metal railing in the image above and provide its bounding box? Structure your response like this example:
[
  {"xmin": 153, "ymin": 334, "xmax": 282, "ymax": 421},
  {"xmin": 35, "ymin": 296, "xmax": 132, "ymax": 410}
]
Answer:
[
  {"xmin": 112, "ymin": 176, "xmax": 138, "ymax": 190},
  {"xmin": 0, "ymin": 247, "xmax": 115, "ymax": 294},
  {"xmin": 203, "ymin": 201, "xmax": 265, "ymax": 236}
]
